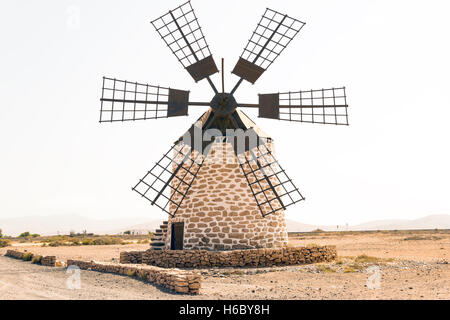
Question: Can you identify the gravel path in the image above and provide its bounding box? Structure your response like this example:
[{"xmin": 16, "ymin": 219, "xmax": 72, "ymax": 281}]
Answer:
[
  {"xmin": 0, "ymin": 256, "xmax": 183, "ymax": 300},
  {"xmin": 1, "ymin": 230, "xmax": 449, "ymax": 299},
  {"xmin": 1, "ymin": 256, "xmax": 449, "ymax": 300}
]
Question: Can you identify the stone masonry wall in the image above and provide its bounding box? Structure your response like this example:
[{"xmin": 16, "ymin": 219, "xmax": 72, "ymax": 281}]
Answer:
[
  {"xmin": 120, "ymin": 251, "xmax": 143, "ymax": 264},
  {"xmin": 166, "ymin": 141, "xmax": 288, "ymax": 250},
  {"xmin": 120, "ymin": 246, "xmax": 337, "ymax": 268},
  {"xmin": 67, "ymin": 260, "xmax": 201, "ymax": 294},
  {"xmin": 5, "ymin": 249, "xmax": 27, "ymax": 259},
  {"xmin": 5, "ymin": 249, "xmax": 56, "ymax": 266},
  {"xmin": 41, "ymin": 256, "xmax": 56, "ymax": 267}
]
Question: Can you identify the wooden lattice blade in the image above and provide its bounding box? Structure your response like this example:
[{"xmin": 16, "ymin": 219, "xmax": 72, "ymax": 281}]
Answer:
[
  {"xmin": 132, "ymin": 142, "xmax": 205, "ymax": 216},
  {"xmin": 258, "ymin": 87, "xmax": 349, "ymax": 125},
  {"xmin": 99, "ymin": 77, "xmax": 190, "ymax": 122},
  {"xmin": 236, "ymin": 143, "xmax": 305, "ymax": 217},
  {"xmin": 151, "ymin": 1, "xmax": 219, "ymax": 89},
  {"xmin": 231, "ymin": 8, "xmax": 305, "ymax": 93}
]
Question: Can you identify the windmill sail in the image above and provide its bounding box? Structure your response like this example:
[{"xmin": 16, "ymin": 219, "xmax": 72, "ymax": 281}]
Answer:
[
  {"xmin": 236, "ymin": 143, "xmax": 304, "ymax": 217},
  {"xmin": 151, "ymin": 1, "xmax": 219, "ymax": 90},
  {"xmin": 258, "ymin": 87, "xmax": 349, "ymax": 125},
  {"xmin": 99, "ymin": 77, "xmax": 189, "ymax": 122},
  {"xmin": 231, "ymin": 8, "xmax": 305, "ymax": 93},
  {"xmin": 133, "ymin": 142, "xmax": 206, "ymax": 216}
]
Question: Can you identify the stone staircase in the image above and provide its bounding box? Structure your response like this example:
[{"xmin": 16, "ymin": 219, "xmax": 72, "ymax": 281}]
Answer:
[{"xmin": 149, "ymin": 221, "xmax": 168, "ymax": 250}]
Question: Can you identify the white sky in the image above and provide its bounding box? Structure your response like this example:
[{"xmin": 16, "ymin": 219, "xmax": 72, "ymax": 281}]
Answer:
[{"xmin": 1, "ymin": 0, "xmax": 449, "ymax": 226}]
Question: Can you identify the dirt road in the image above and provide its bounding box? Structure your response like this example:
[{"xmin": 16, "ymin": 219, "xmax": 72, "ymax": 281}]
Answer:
[
  {"xmin": 0, "ymin": 256, "xmax": 186, "ymax": 300},
  {"xmin": 1, "ymin": 255, "xmax": 449, "ymax": 300},
  {"xmin": 1, "ymin": 230, "xmax": 449, "ymax": 299}
]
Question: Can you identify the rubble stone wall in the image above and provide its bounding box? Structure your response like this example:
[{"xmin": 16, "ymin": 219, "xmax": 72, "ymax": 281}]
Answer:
[
  {"xmin": 120, "ymin": 246, "xmax": 337, "ymax": 268},
  {"xmin": 5, "ymin": 249, "xmax": 26, "ymax": 259},
  {"xmin": 5, "ymin": 250, "xmax": 56, "ymax": 266},
  {"xmin": 67, "ymin": 260, "xmax": 201, "ymax": 294},
  {"xmin": 41, "ymin": 255, "xmax": 56, "ymax": 267},
  {"xmin": 120, "ymin": 251, "xmax": 143, "ymax": 264}
]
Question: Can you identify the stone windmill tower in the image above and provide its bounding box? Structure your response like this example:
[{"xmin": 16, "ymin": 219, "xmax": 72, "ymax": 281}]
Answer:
[{"xmin": 99, "ymin": 1, "xmax": 349, "ymax": 250}]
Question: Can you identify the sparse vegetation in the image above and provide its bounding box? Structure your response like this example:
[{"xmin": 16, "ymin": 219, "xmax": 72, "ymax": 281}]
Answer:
[
  {"xmin": 305, "ymin": 243, "xmax": 320, "ymax": 247},
  {"xmin": 354, "ymin": 254, "xmax": 383, "ymax": 263},
  {"xmin": 317, "ymin": 265, "xmax": 336, "ymax": 273},
  {"xmin": 32, "ymin": 255, "xmax": 42, "ymax": 264},
  {"xmin": 48, "ymin": 241, "xmax": 65, "ymax": 247},
  {"xmin": 403, "ymin": 235, "xmax": 442, "ymax": 241},
  {"xmin": 22, "ymin": 252, "xmax": 33, "ymax": 261},
  {"xmin": 126, "ymin": 270, "xmax": 136, "ymax": 277},
  {"xmin": 19, "ymin": 231, "xmax": 31, "ymax": 238},
  {"xmin": 335, "ymin": 259, "xmax": 344, "ymax": 265},
  {"xmin": 123, "ymin": 230, "xmax": 131, "ymax": 235},
  {"xmin": 288, "ymin": 229, "xmax": 450, "ymax": 238},
  {"xmin": 0, "ymin": 239, "xmax": 11, "ymax": 247},
  {"xmin": 343, "ymin": 266, "xmax": 359, "ymax": 273},
  {"xmin": 222, "ymin": 270, "xmax": 246, "ymax": 276},
  {"xmin": 45, "ymin": 236, "xmax": 123, "ymax": 246},
  {"xmin": 36, "ymin": 234, "xmax": 146, "ymax": 247}
]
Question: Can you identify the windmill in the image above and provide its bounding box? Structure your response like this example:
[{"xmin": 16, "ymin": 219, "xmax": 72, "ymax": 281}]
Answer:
[{"xmin": 99, "ymin": 1, "xmax": 349, "ymax": 250}]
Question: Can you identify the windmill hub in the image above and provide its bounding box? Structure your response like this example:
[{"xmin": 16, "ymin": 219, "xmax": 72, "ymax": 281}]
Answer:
[{"xmin": 210, "ymin": 93, "xmax": 237, "ymax": 116}]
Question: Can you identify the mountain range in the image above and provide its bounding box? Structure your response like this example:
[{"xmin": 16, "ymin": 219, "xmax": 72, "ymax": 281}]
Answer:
[{"xmin": 0, "ymin": 214, "xmax": 449, "ymax": 236}]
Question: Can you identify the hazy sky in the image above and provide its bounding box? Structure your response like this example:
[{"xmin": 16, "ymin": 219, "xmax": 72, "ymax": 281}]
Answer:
[{"xmin": 1, "ymin": 0, "xmax": 449, "ymax": 226}]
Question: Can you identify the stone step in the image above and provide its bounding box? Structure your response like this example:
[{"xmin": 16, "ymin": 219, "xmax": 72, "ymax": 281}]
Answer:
[
  {"xmin": 162, "ymin": 221, "xmax": 168, "ymax": 225},
  {"xmin": 150, "ymin": 242, "xmax": 165, "ymax": 247},
  {"xmin": 160, "ymin": 225, "xmax": 167, "ymax": 229}
]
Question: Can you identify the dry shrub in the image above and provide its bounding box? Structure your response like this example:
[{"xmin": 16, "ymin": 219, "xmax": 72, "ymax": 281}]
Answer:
[
  {"xmin": 403, "ymin": 236, "xmax": 442, "ymax": 241},
  {"xmin": 22, "ymin": 252, "xmax": 33, "ymax": 261},
  {"xmin": 317, "ymin": 265, "xmax": 336, "ymax": 273},
  {"xmin": 354, "ymin": 255, "xmax": 382, "ymax": 263},
  {"xmin": 32, "ymin": 255, "xmax": 42, "ymax": 264},
  {"xmin": 0, "ymin": 239, "xmax": 10, "ymax": 248},
  {"xmin": 126, "ymin": 270, "xmax": 136, "ymax": 277}
]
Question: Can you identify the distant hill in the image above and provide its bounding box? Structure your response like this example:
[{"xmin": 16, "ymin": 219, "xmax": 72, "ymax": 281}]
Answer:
[
  {"xmin": 349, "ymin": 214, "xmax": 450, "ymax": 231},
  {"xmin": 286, "ymin": 214, "xmax": 450, "ymax": 232},
  {"xmin": 1, "ymin": 214, "xmax": 449, "ymax": 236},
  {"xmin": 105, "ymin": 220, "xmax": 164, "ymax": 235},
  {"xmin": 285, "ymin": 219, "xmax": 318, "ymax": 232},
  {"xmin": 0, "ymin": 214, "xmax": 159, "ymax": 236}
]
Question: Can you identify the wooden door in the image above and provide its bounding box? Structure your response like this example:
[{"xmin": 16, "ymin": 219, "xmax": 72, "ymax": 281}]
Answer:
[{"xmin": 170, "ymin": 222, "xmax": 184, "ymax": 250}]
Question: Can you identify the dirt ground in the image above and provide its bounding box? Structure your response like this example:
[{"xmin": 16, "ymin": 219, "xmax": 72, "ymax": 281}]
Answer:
[{"xmin": 0, "ymin": 230, "xmax": 449, "ymax": 300}]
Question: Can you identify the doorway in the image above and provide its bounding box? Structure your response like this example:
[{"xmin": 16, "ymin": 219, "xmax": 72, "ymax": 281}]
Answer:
[{"xmin": 170, "ymin": 222, "xmax": 184, "ymax": 250}]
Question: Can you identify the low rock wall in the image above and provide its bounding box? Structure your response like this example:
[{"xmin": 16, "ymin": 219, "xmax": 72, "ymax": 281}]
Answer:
[
  {"xmin": 67, "ymin": 260, "xmax": 201, "ymax": 294},
  {"xmin": 5, "ymin": 249, "xmax": 26, "ymax": 259},
  {"xmin": 120, "ymin": 246, "xmax": 337, "ymax": 268},
  {"xmin": 119, "ymin": 251, "xmax": 143, "ymax": 264},
  {"xmin": 5, "ymin": 249, "xmax": 57, "ymax": 267}
]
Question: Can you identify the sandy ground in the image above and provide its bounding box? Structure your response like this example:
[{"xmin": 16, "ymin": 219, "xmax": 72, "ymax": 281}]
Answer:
[
  {"xmin": 0, "ymin": 243, "xmax": 148, "ymax": 263},
  {"xmin": 0, "ymin": 230, "xmax": 449, "ymax": 300},
  {"xmin": 288, "ymin": 230, "xmax": 450, "ymax": 262}
]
